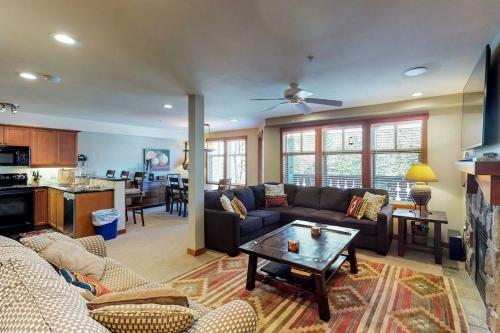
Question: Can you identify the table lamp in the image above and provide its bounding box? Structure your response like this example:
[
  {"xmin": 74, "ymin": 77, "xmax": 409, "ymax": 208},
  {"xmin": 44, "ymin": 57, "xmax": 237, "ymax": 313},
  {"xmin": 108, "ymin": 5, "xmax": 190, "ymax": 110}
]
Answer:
[{"xmin": 404, "ymin": 163, "xmax": 438, "ymax": 214}]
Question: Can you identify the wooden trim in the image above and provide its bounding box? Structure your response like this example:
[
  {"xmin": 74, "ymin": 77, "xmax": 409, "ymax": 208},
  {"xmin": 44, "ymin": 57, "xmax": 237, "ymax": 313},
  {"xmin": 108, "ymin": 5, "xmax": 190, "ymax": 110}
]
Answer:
[
  {"xmin": 361, "ymin": 121, "xmax": 371, "ymax": 187},
  {"xmin": 280, "ymin": 128, "xmax": 284, "ymax": 183},
  {"xmin": 187, "ymin": 247, "xmax": 207, "ymax": 256},
  {"xmin": 315, "ymin": 127, "xmax": 322, "ymax": 186},
  {"xmin": 421, "ymin": 117, "xmax": 428, "ymax": 164},
  {"xmin": 118, "ymin": 228, "xmax": 126, "ymax": 235},
  {"xmin": 0, "ymin": 123, "xmax": 80, "ymax": 133},
  {"xmin": 258, "ymin": 131, "xmax": 263, "ymax": 184}
]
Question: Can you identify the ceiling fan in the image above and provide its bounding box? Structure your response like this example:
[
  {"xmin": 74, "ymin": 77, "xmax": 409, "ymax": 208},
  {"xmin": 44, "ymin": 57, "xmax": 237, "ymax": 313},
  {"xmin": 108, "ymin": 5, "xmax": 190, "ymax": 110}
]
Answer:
[{"xmin": 250, "ymin": 82, "xmax": 343, "ymax": 115}]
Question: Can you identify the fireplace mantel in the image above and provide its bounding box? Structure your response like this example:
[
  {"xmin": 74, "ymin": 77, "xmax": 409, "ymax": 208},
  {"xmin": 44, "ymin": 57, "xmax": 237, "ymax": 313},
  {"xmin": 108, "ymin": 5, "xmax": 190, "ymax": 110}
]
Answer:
[{"xmin": 455, "ymin": 161, "xmax": 500, "ymax": 205}]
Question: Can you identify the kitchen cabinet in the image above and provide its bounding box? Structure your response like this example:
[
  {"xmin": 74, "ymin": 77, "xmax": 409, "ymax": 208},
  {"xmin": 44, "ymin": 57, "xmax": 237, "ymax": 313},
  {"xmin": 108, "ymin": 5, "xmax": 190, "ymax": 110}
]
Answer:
[
  {"xmin": 3, "ymin": 126, "xmax": 31, "ymax": 146},
  {"xmin": 56, "ymin": 131, "xmax": 77, "ymax": 166},
  {"xmin": 34, "ymin": 188, "xmax": 48, "ymax": 226},
  {"xmin": 75, "ymin": 191, "xmax": 114, "ymax": 238},
  {"xmin": 0, "ymin": 125, "xmax": 4, "ymax": 144},
  {"xmin": 31, "ymin": 129, "xmax": 57, "ymax": 166},
  {"xmin": 48, "ymin": 188, "xmax": 64, "ymax": 232}
]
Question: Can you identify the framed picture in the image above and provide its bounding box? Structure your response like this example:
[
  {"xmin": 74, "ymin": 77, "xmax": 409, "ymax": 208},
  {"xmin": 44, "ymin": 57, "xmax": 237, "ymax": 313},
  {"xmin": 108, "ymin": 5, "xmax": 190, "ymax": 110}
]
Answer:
[{"xmin": 144, "ymin": 148, "xmax": 170, "ymax": 171}]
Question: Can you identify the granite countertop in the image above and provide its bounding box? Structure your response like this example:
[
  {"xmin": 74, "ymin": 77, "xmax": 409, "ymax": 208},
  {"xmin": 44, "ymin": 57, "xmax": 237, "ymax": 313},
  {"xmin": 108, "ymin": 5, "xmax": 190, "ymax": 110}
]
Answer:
[{"xmin": 29, "ymin": 184, "xmax": 114, "ymax": 194}]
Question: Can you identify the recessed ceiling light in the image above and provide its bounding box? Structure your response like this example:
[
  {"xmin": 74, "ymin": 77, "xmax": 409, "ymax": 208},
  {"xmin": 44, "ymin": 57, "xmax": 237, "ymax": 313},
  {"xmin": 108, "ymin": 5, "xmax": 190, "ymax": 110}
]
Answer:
[
  {"xmin": 404, "ymin": 66, "xmax": 428, "ymax": 77},
  {"xmin": 19, "ymin": 72, "xmax": 38, "ymax": 80},
  {"xmin": 412, "ymin": 92, "xmax": 423, "ymax": 97},
  {"xmin": 162, "ymin": 104, "xmax": 173, "ymax": 109},
  {"xmin": 230, "ymin": 119, "xmax": 238, "ymax": 122},
  {"xmin": 52, "ymin": 33, "xmax": 77, "ymax": 45}
]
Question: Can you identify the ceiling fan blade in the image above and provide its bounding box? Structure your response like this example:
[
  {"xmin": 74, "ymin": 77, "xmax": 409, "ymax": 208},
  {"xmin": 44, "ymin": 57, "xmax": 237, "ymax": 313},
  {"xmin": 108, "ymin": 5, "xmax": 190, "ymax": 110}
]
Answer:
[
  {"xmin": 295, "ymin": 89, "xmax": 313, "ymax": 99},
  {"xmin": 260, "ymin": 101, "xmax": 288, "ymax": 112},
  {"xmin": 296, "ymin": 102, "xmax": 312, "ymax": 115},
  {"xmin": 250, "ymin": 98, "xmax": 286, "ymax": 101},
  {"xmin": 304, "ymin": 98, "xmax": 343, "ymax": 107}
]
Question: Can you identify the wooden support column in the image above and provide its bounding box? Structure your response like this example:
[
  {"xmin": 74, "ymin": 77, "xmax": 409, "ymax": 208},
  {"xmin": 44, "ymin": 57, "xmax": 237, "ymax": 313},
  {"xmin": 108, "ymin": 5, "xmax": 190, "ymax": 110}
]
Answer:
[{"xmin": 187, "ymin": 94, "xmax": 206, "ymax": 256}]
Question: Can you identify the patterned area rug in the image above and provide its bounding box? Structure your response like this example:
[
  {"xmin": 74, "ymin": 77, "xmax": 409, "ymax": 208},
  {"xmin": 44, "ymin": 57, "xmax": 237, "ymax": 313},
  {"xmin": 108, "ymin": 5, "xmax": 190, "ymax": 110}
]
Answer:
[{"xmin": 170, "ymin": 255, "xmax": 470, "ymax": 333}]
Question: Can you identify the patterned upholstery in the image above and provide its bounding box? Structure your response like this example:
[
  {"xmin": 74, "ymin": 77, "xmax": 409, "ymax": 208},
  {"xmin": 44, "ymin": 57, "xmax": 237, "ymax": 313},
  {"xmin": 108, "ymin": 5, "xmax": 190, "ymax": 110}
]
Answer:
[
  {"xmin": 78, "ymin": 235, "xmax": 108, "ymax": 258},
  {"xmin": 20, "ymin": 232, "xmax": 85, "ymax": 253},
  {"xmin": 90, "ymin": 304, "xmax": 194, "ymax": 333},
  {"xmin": 6, "ymin": 234, "xmax": 257, "ymax": 333}
]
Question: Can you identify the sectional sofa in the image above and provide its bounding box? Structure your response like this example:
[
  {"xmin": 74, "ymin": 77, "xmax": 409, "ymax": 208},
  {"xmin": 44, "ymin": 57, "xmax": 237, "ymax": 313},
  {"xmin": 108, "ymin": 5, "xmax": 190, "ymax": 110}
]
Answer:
[{"xmin": 204, "ymin": 184, "xmax": 393, "ymax": 256}]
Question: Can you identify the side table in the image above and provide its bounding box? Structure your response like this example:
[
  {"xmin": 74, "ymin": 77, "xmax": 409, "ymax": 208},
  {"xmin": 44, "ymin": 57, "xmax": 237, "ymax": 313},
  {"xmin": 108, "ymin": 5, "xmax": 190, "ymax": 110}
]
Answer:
[{"xmin": 394, "ymin": 208, "xmax": 448, "ymax": 265}]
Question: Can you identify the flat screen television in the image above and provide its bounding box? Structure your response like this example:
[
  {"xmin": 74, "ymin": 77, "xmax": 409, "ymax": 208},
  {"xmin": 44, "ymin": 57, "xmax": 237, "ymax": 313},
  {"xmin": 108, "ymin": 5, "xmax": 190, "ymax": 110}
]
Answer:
[{"xmin": 461, "ymin": 44, "xmax": 491, "ymax": 150}]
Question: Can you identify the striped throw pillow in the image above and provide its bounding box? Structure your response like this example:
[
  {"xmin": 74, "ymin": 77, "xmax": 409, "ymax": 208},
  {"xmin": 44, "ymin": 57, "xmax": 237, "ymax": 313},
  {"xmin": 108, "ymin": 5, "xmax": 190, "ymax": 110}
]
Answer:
[
  {"xmin": 346, "ymin": 196, "xmax": 368, "ymax": 220},
  {"xmin": 231, "ymin": 197, "xmax": 247, "ymax": 220}
]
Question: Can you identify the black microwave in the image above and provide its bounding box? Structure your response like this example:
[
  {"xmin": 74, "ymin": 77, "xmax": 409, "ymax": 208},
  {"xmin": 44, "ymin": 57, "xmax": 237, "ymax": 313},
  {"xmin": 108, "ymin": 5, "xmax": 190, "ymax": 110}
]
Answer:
[{"xmin": 0, "ymin": 146, "xmax": 30, "ymax": 166}]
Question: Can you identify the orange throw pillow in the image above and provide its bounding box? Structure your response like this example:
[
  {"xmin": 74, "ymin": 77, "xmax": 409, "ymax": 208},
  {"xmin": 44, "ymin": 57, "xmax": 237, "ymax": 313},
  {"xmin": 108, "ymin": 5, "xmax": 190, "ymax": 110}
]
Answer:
[{"xmin": 346, "ymin": 196, "xmax": 368, "ymax": 220}]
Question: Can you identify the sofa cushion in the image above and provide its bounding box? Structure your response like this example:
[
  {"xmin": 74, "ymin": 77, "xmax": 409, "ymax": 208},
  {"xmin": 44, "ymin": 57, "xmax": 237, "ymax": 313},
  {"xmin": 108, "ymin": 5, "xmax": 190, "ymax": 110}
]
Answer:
[
  {"xmin": 320, "ymin": 187, "xmax": 350, "ymax": 212},
  {"xmin": 349, "ymin": 188, "xmax": 389, "ymax": 205},
  {"xmin": 247, "ymin": 209, "xmax": 281, "ymax": 227},
  {"xmin": 279, "ymin": 207, "xmax": 319, "ymax": 222},
  {"xmin": 284, "ymin": 184, "xmax": 299, "ymax": 205},
  {"xmin": 294, "ymin": 187, "xmax": 322, "ymax": 209},
  {"xmin": 233, "ymin": 187, "xmax": 256, "ymax": 211},
  {"xmin": 205, "ymin": 191, "xmax": 223, "ymax": 210},
  {"xmin": 239, "ymin": 216, "xmax": 263, "ymax": 236},
  {"xmin": 341, "ymin": 216, "xmax": 378, "ymax": 236},
  {"xmin": 20, "ymin": 232, "xmax": 85, "ymax": 254},
  {"xmin": 250, "ymin": 184, "xmax": 265, "ymax": 208},
  {"xmin": 309, "ymin": 210, "xmax": 346, "ymax": 225},
  {"xmin": 59, "ymin": 268, "xmax": 111, "ymax": 296},
  {"xmin": 87, "ymin": 288, "xmax": 189, "ymax": 310}
]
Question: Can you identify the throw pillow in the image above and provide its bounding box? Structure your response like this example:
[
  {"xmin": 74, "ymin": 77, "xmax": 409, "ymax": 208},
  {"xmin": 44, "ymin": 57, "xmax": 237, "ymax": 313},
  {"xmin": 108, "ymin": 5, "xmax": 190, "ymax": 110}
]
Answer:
[
  {"xmin": 219, "ymin": 194, "xmax": 235, "ymax": 213},
  {"xmin": 41, "ymin": 239, "xmax": 106, "ymax": 280},
  {"xmin": 363, "ymin": 192, "xmax": 386, "ymax": 221},
  {"xmin": 89, "ymin": 304, "xmax": 194, "ymax": 333},
  {"xmin": 87, "ymin": 288, "xmax": 189, "ymax": 310},
  {"xmin": 264, "ymin": 183, "xmax": 285, "ymax": 197},
  {"xmin": 346, "ymin": 196, "xmax": 368, "ymax": 220},
  {"xmin": 231, "ymin": 197, "xmax": 247, "ymax": 220},
  {"xmin": 265, "ymin": 195, "xmax": 288, "ymax": 208},
  {"xmin": 59, "ymin": 268, "xmax": 111, "ymax": 296}
]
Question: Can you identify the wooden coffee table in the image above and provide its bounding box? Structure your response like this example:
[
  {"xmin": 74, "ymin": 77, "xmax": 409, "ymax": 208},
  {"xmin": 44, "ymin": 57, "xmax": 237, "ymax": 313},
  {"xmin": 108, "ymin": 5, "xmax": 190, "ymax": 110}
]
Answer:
[{"xmin": 239, "ymin": 220, "xmax": 359, "ymax": 321}]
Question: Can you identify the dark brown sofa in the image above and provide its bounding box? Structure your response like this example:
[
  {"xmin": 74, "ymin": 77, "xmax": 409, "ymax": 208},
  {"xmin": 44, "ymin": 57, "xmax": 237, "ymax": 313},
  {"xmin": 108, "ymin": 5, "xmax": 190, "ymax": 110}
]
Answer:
[{"xmin": 204, "ymin": 184, "xmax": 393, "ymax": 256}]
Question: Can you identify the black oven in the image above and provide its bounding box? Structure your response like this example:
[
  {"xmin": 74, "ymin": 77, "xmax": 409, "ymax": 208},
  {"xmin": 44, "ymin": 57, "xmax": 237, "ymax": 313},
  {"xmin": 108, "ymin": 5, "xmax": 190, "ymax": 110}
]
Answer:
[
  {"xmin": 0, "ymin": 146, "xmax": 30, "ymax": 166},
  {"xmin": 0, "ymin": 173, "xmax": 34, "ymax": 235}
]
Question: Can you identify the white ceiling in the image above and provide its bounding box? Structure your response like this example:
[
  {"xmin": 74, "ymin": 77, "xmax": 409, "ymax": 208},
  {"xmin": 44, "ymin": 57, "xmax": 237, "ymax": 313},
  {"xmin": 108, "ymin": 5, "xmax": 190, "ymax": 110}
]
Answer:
[{"xmin": 0, "ymin": 0, "xmax": 499, "ymax": 136}]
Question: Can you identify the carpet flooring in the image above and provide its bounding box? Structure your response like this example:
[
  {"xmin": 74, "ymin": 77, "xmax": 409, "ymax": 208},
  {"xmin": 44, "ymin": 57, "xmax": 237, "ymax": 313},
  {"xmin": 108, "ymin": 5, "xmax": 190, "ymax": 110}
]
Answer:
[{"xmin": 170, "ymin": 255, "xmax": 470, "ymax": 333}]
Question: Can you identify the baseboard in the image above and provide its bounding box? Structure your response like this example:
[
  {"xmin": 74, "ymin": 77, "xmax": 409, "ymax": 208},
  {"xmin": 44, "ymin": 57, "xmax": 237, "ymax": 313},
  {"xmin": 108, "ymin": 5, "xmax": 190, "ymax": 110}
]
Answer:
[
  {"xmin": 187, "ymin": 248, "xmax": 206, "ymax": 256},
  {"xmin": 118, "ymin": 229, "xmax": 126, "ymax": 235}
]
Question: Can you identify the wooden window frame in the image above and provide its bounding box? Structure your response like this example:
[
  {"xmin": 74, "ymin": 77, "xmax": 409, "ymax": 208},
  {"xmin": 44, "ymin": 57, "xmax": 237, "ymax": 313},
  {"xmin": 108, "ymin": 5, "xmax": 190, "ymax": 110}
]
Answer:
[
  {"xmin": 205, "ymin": 135, "xmax": 248, "ymax": 186},
  {"xmin": 279, "ymin": 113, "xmax": 428, "ymax": 189}
]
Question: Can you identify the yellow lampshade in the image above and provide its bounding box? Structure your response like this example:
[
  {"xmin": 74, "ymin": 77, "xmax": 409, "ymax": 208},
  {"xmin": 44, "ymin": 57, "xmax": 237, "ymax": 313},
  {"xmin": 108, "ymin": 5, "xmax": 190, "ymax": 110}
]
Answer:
[{"xmin": 404, "ymin": 163, "xmax": 438, "ymax": 183}]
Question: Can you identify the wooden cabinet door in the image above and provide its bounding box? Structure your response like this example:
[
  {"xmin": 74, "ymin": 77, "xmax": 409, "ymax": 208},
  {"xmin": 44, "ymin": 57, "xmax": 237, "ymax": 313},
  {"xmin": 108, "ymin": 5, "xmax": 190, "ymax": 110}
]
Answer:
[
  {"xmin": 34, "ymin": 188, "xmax": 48, "ymax": 226},
  {"xmin": 3, "ymin": 126, "xmax": 31, "ymax": 146},
  {"xmin": 57, "ymin": 131, "xmax": 77, "ymax": 166},
  {"xmin": 48, "ymin": 188, "xmax": 64, "ymax": 231},
  {"xmin": 31, "ymin": 129, "xmax": 57, "ymax": 166},
  {"xmin": 0, "ymin": 126, "xmax": 4, "ymax": 144}
]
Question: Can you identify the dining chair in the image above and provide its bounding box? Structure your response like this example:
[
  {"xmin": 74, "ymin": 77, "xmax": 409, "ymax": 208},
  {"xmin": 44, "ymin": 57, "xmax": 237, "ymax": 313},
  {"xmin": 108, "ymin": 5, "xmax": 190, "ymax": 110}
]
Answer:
[
  {"xmin": 106, "ymin": 170, "xmax": 116, "ymax": 178},
  {"xmin": 125, "ymin": 172, "xmax": 145, "ymax": 226},
  {"xmin": 120, "ymin": 171, "xmax": 130, "ymax": 179},
  {"xmin": 179, "ymin": 178, "xmax": 189, "ymax": 217},
  {"xmin": 218, "ymin": 178, "xmax": 232, "ymax": 191},
  {"xmin": 166, "ymin": 176, "xmax": 182, "ymax": 214}
]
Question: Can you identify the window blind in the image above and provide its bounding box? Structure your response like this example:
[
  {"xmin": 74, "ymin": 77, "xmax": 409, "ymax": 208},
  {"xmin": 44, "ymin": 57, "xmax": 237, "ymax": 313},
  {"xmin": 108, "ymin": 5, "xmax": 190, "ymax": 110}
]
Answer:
[
  {"xmin": 322, "ymin": 127, "xmax": 362, "ymax": 188},
  {"xmin": 371, "ymin": 120, "xmax": 422, "ymax": 201},
  {"xmin": 206, "ymin": 140, "xmax": 225, "ymax": 183},
  {"xmin": 282, "ymin": 130, "xmax": 316, "ymax": 186}
]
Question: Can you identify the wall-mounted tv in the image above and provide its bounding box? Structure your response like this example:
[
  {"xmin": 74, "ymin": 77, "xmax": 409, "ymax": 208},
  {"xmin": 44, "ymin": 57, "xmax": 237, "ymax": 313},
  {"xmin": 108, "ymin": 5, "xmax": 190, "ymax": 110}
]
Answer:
[{"xmin": 461, "ymin": 45, "xmax": 491, "ymax": 150}]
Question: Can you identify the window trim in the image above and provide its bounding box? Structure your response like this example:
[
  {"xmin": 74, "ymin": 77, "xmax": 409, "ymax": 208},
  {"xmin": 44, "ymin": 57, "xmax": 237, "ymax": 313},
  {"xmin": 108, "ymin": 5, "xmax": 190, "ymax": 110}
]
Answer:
[
  {"xmin": 279, "ymin": 113, "xmax": 428, "ymax": 189},
  {"xmin": 205, "ymin": 135, "xmax": 248, "ymax": 186}
]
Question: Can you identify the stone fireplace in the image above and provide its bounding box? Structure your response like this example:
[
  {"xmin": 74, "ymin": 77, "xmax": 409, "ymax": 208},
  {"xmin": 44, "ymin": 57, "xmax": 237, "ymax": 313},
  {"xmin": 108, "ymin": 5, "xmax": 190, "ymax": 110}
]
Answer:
[{"xmin": 464, "ymin": 188, "xmax": 500, "ymax": 332}]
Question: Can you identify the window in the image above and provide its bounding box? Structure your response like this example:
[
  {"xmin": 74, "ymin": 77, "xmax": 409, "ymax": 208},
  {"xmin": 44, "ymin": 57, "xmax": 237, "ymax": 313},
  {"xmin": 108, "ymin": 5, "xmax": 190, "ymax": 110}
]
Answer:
[
  {"xmin": 280, "ymin": 115, "xmax": 427, "ymax": 203},
  {"xmin": 322, "ymin": 126, "xmax": 362, "ymax": 189},
  {"xmin": 371, "ymin": 120, "xmax": 423, "ymax": 201},
  {"xmin": 206, "ymin": 137, "xmax": 246, "ymax": 185},
  {"xmin": 282, "ymin": 130, "xmax": 316, "ymax": 186}
]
